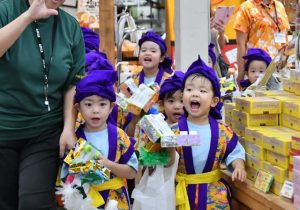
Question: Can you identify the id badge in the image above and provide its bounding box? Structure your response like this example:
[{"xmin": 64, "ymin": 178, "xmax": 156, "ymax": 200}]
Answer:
[
  {"xmin": 177, "ymin": 131, "xmax": 200, "ymax": 146},
  {"xmin": 274, "ymin": 33, "xmax": 286, "ymax": 44}
]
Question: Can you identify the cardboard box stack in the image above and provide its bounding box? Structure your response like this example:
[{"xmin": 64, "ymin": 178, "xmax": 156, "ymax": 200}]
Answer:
[{"xmin": 224, "ymin": 88, "xmax": 300, "ymax": 196}]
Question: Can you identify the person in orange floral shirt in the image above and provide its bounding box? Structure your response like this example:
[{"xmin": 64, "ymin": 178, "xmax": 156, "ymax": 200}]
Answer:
[{"xmin": 233, "ymin": 0, "xmax": 289, "ymax": 87}]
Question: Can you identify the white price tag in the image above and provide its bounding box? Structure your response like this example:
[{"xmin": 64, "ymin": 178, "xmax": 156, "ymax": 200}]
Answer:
[{"xmin": 274, "ymin": 33, "xmax": 286, "ymax": 44}]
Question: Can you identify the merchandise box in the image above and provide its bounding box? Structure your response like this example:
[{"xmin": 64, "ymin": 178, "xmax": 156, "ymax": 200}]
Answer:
[
  {"xmin": 225, "ymin": 115, "xmax": 233, "ymax": 125},
  {"xmin": 246, "ymin": 166, "xmax": 258, "ymax": 181},
  {"xmin": 244, "ymin": 140, "xmax": 265, "ymax": 160},
  {"xmin": 244, "ymin": 126, "xmax": 267, "ymax": 146},
  {"xmin": 270, "ymin": 95, "xmax": 300, "ymax": 113},
  {"xmin": 233, "ymin": 122, "xmax": 246, "ymax": 137},
  {"xmin": 289, "ymin": 150, "xmax": 300, "ymax": 164},
  {"xmin": 290, "ymin": 70, "xmax": 300, "ymax": 82},
  {"xmin": 239, "ymin": 137, "xmax": 246, "ymax": 148},
  {"xmin": 232, "ymin": 109, "xmax": 278, "ymax": 126},
  {"xmin": 266, "ymin": 150, "xmax": 289, "ymax": 169},
  {"xmin": 282, "ymin": 78, "xmax": 293, "ymax": 93},
  {"xmin": 235, "ymin": 97, "xmax": 281, "ymax": 114},
  {"xmin": 263, "ymin": 161, "xmax": 288, "ymax": 184},
  {"xmin": 291, "ymin": 81, "xmax": 300, "ymax": 95},
  {"xmin": 263, "ymin": 133, "xmax": 292, "ymax": 156},
  {"xmin": 270, "ymin": 180, "xmax": 283, "ymax": 196},
  {"xmin": 224, "ymin": 102, "xmax": 235, "ymax": 117},
  {"xmin": 283, "ymin": 100, "xmax": 300, "ymax": 118},
  {"xmin": 282, "ymin": 114, "xmax": 300, "ymax": 131},
  {"xmin": 255, "ymin": 90, "xmax": 293, "ymax": 97},
  {"xmin": 292, "ymin": 136, "xmax": 300, "ymax": 151},
  {"xmin": 293, "ymin": 81, "xmax": 300, "ymax": 96},
  {"xmin": 246, "ymin": 153, "xmax": 263, "ymax": 171}
]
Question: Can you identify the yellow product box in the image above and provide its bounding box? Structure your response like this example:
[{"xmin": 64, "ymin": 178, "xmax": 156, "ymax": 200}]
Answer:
[
  {"xmin": 244, "ymin": 127, "xmax": 266, "ymax": 146},
  {"xmin": 232, "ymin": 109, "xmax": 278, "ymax": 126},
  {"xmin": 282, "ymin": 114, "xmax": 300, "ymax": 131},
  {"xmin": 255, "ymin": 90, "xmax": 293, "ymax": 97},
  {"xmin": 266, "ymin": 150, "xmax": 289, "ymax": 169},
  {"xmin": 269, "ymin": 95, "xmax": 300, "ymax": 113},
  {"xmin": 283, "ymin": 100, "xmax": 300, "ymax": 118},
  {"xmin": 294, "ymin": 81, "xmax": 300, "ymax": 96},
  {"xmin": 290, "ymin": 70, "xmax": 300, "ymax": 82},
  {"xmin": 244, "ymin": 140, "xmax": 265, "ymax": 160},
  {"xmin": 263, "ymin": 133, "xmax": 291, "ymax": 156},
  {"xmin": 235, "ymin": 97, "xmax": 281, "ymax": 114},
  {"xmin": 239, "ymin": 137, "xmax": 246, "ymax": 148},
  {"xmin": 246, "ymin": 153, "xmax": 263, "ymax": 171},
  {"xmin": 263, "ymin": 161, "xmax": 288, "ymax": 184},
  {"xmin": 282, "ymin": 78, "xmax": 293, "ymax": 92},
  {"xmin": 246, "ymin": 166, "xmax": 258, "ymax": 181},
  {"xmin": 225, "ymin": 115, "xmax": 233, "ymax": 125},
  {"xmin": 233, "ymin": 122, "xmax": 246, "ymax": 137},
  {"xmin": 224, "ymin": 102, "xmax": 235, "ymax": 117},
  {"xmin": 292, "ymin": 136, "xmax": 300, "ymax": 150},
  {"xmin": 291, "ymin": 81, "xmax": 300, "ymax": 94},
  {"xmin": 270, "ymin": 180, "xmax": 283, "ymax": 196}
]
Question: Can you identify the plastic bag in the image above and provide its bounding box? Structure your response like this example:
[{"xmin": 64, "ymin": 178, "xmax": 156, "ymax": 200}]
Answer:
[
  {"xmin": 105, "ymin": 200, "xmax": 118, "ymax": 210},
  {"xmin": 131, "ymin": 153, "xmax": 179, "ymax": 210}
]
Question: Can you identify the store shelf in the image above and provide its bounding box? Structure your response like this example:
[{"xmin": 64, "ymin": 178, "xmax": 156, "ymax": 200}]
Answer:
[{"xmin": 221, "ymin": 170, "xmax": 295, "ymax": 210}]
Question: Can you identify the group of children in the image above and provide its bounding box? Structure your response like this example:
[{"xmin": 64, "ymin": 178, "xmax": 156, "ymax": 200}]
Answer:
[{"xmin": 59, "ymin": 29, "xmax": 276, "ymax": 210}]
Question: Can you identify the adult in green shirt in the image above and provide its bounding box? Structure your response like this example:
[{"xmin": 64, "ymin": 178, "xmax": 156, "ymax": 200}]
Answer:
[{"xmin": 0, "ymin": 0, "xmax": 85, "ymax": 209}]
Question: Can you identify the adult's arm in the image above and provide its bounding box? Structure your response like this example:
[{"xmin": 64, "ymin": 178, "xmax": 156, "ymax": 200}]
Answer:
[
  {"xmin": 59, "ymin": 86, "xmax": 77, "ymax": 157},
  {"xmin": 0, "ymin": 0, "xmax": 58, "ymax": 57},
  {"xmin": 236, "ymin": 30, "xmax": 248, "ymax": 87}
]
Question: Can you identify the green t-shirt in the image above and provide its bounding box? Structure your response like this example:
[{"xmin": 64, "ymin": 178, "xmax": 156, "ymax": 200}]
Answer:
[{"xmin": 0, "ymin": 0, "xmax": 85, "ymax": 140}]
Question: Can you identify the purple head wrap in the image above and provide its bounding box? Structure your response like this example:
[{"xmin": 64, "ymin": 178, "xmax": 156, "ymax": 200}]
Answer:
[
  {"xmin": 208, "ymin": 43, "xmax": 217, "ymax": 66},
  {"xmin": 81, "ymin": 27, "xmax": 100, "ymax": 53},
  {"xmin": 159, "ymin": 71, "xmax": 184, "ymax": 100},
  {"xmin": 85, "ymin": 51, "xmax": 114, "ymax": 73},
  {"xmin": 183, "ymin": 55, "xmax": 223, "ymax": 120},
  {"xmin": 243, "ymin": 48, "xmax": 272, "ymax": 71},
  {"xmin": 138, "ymin": 31, "xmax": 167, "ymax": 54},
  {"xmin": 138, "ymin": 31, "xmax": 173, "ymax": 74},
  {"xmin": 75, "ymin": 70, "xmax": 117, "ymax": 103}
]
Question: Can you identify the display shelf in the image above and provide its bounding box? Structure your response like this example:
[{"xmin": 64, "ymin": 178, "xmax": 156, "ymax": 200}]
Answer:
[{"xmin": 221, "ymin": 170, "xmax": 295, "ymax": 210}]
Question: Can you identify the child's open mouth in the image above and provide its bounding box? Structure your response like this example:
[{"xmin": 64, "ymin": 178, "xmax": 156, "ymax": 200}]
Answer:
[
  {"xmin": 190, "ymin": 101, "xmax": 200, "ymax": 112},
  {"xmin": 91, "ymin": 117, "xmax": 100, "ymax": 122},
  {"xmin": 173, "ymin": 112, "xmax": 182, "ymax": 119},
  {"xmin": 144, "ymin": 57, "xmax": 152, "ymax": 62}
]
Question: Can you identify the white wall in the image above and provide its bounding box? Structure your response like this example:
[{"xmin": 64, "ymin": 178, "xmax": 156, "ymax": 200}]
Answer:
[{"xmin": 174, "ymin": 0, "xmax": 209, "ymax": 72}]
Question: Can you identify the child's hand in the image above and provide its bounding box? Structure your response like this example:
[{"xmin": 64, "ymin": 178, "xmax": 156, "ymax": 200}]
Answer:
[
  {"xmin": 231, "ymin": 167, "xmax": 246, "ymax": 182},
  {"xmin": 59, "ymin": 129, "xmax": 77, "ymax": 158},
  {"xmin": 97, "ymin": 155, "xmax": 110, "ymax": 168}
]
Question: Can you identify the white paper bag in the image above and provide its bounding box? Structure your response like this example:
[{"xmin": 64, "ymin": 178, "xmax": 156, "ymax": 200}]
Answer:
[{"xmin": 131, "ymin": 153, "xmax": 179, "ymax": 210}]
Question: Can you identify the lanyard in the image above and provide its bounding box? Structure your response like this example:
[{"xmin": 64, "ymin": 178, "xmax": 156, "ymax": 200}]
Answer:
[
  {"xmin": 261, "ymin": 2, "xmax": 280, "ymax": 32},
  {"xmin": 25, "ymin": 0, "xmax": 58, "ymax": 111}
]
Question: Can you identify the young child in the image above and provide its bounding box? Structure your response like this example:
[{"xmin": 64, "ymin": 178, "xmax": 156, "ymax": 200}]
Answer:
[
  {"xmin": 126, "ymin": 31, "xmax": 174, "ymax": 136},
  {"xmin": 171, "ymin": 56, "xmax": 246, "ymax": 210},
  {"xmin": 78, "ymin": 26, "xmax": 133, "ymax": 130},
  {"xmin": 132, "ymin": 31, "xmax": 174, "ymax": 86},
  {"xmin": 240, "ymin": 48, "xmax": 272, "ymax": 90},
  {"xmin": 63, "ymin": 70, "xmax": 138, "ymax": 210},
  {"xmin": 159, "ymin": 71, "xmax": 185, "ymax": 125},
  {"xmin": 208, "ymin": 43, "xmax": 217, "ymax": 70}
]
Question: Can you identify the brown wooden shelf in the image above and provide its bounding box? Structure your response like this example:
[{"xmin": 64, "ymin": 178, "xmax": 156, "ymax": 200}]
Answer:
[{"xmin": 221, "ymin": 170, "xmax": 295, "ymax": 210}]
